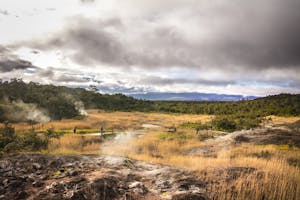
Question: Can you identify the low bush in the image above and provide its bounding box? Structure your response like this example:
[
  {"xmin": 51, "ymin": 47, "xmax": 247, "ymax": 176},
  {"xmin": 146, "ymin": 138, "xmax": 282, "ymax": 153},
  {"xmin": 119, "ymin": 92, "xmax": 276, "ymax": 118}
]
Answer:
[
  {"xmin": 287, "ymin": 157, "xmax": 300, "ymax": 168},
  {"xmin": 19, "ymin": 132, "xmax": 48, "ymax": 151},
  {"xmin": 158, "ymin": 132, "xmax": 193, "ymax": 141},
  {"xmin": 0, "ymin": 122, "xmax": 48, "ymax": 152},
  {"xmin": 212, "ymin": 116, "xmax": 237, "ymax": 132},
  {"xmin": 251, "ymin": 150, "xmax": 272, "ymax": 159},
  {"xmin": 0, "ymin": 122, "xmax": 16, "ymax": 150}
]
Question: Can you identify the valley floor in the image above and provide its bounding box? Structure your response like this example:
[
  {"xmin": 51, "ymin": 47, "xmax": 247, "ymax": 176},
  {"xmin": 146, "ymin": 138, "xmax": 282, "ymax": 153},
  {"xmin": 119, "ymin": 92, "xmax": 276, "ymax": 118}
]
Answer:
[{"xmin": 0, "ymin": 111, "xmax": 299, "ymax": 199}]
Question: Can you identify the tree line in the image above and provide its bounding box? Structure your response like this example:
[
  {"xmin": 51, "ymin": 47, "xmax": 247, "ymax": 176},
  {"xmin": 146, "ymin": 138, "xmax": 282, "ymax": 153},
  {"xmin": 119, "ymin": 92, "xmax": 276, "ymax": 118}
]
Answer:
[{"xmin": 0, "ymin": 79, "xmax": 299, "ymax": 124}]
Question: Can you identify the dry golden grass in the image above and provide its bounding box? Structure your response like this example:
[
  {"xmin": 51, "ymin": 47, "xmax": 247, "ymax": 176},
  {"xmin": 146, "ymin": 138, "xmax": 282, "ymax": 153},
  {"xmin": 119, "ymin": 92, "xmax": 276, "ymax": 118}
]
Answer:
[
  {"xmin": 267, "ymin": 115, "xmax": 300, "ymax": 125},
  {"xmin": 47, "ymin": 134, "xmax": 103, "ymax": 154},
  {"xmin": 114, "ymin": 131, "xmax": 300, "ymax": 200},
  {"xmin": 2, "ymin": 110, "xmax": 299, "ymax": 199},
  {"xmin": 1, "ymin": 110, "xmax": 213, "ymax": 133}
]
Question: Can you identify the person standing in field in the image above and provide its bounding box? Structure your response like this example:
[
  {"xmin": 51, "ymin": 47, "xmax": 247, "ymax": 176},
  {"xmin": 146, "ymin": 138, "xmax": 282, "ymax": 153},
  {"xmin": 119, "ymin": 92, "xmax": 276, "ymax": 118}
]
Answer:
[
  {"xmin": 100, "ymin": 126, "xmax": 104, "ymax": 136},
  {"xmin": 73, "ymin": 127, "xmax": 77, "ymax": 134}
]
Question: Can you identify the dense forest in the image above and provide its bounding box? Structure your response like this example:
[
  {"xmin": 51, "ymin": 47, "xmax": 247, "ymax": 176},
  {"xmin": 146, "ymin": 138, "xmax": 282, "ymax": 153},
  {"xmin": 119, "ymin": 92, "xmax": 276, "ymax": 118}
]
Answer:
[
  {"xmin": 0, "ymin": 79, "xmax": 299, "ymax": 125},
  {"xmin": 0, "ymin": 79, "xmax": 150, "ymax": 121},
  {"xmin": 153, "ymin": 93, "xmax": 300, "ymax": 116}
]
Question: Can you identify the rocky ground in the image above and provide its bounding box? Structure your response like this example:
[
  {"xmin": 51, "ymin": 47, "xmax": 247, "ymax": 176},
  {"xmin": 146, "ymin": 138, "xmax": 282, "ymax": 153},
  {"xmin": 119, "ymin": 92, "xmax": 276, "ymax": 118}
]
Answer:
[
  {"xmin": 185, "ymin": 125, "xmax": 300, "ymax": 157},
  {"xmin": 0, "ymin": 154, "xmax": 209, "ymax": 200},
  {"xmin": 1, "ymin": 122, "xmax": 298, "ymax": 200}
]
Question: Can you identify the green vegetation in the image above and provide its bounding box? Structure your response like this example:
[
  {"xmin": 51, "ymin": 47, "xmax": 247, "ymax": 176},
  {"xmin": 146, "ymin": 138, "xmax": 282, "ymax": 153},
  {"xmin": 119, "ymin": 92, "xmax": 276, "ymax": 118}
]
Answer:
[
  {"xmin": 180, "ymin": 122, "xmax": 210, "ymax": 130},
  {"xmin": 250, "ymin": 150, "xmax": 272, "ymax": 159},
  {"xmin": 0, "ymin": 79, "xmax": 150, "ymax": 121},
  {"xmin": 0, "ymin": 79, "xmax": 299, "ymax": 132},
  {"xmin": 287, "ymin": 157, "xmax": 300, "ymax": 168},
  {"xmin": 211, "ymin": 114, "xmax": 263, "ymax": 132},
  {"xmin": 180, "ymin": 114, "xmax": 263, "ymax": 132},
  {"xmin": 153, "ymin": 93, "xmax": 300, "ymax": 116},
  {"xmin": 0, "ymin": 121, "xmax": 15, "ymax": 151},
  {"xmin": 158, "ymin": 132, "xmax": 194, "ymax": 141},
  {"xmin": 0, "ymin": 122, "xmax": 48, "ymax": 153}
]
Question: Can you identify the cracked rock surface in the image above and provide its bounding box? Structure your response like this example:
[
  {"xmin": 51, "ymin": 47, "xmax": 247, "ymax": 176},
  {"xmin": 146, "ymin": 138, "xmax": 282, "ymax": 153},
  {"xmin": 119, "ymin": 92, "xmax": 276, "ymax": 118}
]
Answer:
[{"xmin": 0, "ymin": 154, "xmax": 209, "ymax": 200}]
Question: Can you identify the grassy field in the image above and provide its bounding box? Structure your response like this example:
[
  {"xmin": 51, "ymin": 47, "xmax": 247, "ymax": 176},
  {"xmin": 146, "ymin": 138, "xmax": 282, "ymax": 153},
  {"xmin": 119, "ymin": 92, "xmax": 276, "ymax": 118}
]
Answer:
[
  {"xmin": 123, "ymin": 131, "xmax": 300, "ymax": 200},
  {"xmin": 1, "ymin": 110, "xmax": 299, "ymax": 199},
  {"xmin": 0, "ymin": 109, "xmax": 213, "ymax": 134},
  {"xmin": 45, "ymin": 125, "xmax": 300, "ymax": 199}
]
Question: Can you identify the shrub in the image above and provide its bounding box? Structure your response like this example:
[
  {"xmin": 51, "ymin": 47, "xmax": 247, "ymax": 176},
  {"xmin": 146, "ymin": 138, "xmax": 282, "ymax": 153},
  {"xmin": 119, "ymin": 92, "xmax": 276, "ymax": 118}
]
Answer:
[
  {"xmin": 287, "ymin": 157, "xmax": 300, "ymax": 168},
  {"xmin": 20, "ymin": 131, "xmax": 48, "ymax": 151},
  {"xmin": 0, "ymin": 121, "xmax": 15, "ymax": 149},
  {"xmin": 0, "ymin": 122, "xmax": 48, "ymax": 152},
  {"xmin": 45, "ymin": 128, "xmax": 60, "ymax": 138},
  {"xmin": 251, "ymin": 150, "xmax": 272, "ymax": 159},
  {"xmin": 212, "ymin": 116, "xmax": 237, "ymax": 132}
]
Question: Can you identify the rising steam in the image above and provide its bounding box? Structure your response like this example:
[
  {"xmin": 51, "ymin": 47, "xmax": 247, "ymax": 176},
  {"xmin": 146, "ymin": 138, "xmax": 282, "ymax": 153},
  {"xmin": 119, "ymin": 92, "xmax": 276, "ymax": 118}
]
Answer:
[
  {"xmin": 74, "ymin": 100, "xmax": 87, "ymax": 116},
  {"xmin": 63, "ymin": 94, "xmax": 87, "ymax": 116},
  {"xmin": 6, "ymin": 100, "xmax": 50, "ymax": 122}
]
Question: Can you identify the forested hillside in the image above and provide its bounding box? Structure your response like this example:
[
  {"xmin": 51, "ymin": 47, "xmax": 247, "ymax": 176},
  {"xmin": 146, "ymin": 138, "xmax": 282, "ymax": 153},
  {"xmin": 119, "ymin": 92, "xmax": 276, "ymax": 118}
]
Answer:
[
  {"xmin": 152, "ymin": 94, "xmax": 300, "ymax": 116},
  {"xmin": 0, "ymin": 79, "xmax": 149, "ymax": 121},
  {"xmin": 0, "ymin": 79, "xmax": 299, "ymax": 124}
]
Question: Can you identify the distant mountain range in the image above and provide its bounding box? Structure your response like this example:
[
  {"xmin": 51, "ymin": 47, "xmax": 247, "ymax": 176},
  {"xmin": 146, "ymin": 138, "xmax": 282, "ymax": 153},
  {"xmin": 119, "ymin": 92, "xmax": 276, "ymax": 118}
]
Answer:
[{"xmin": 128, "ymin": 92, "xmax": 258, "ymax": 101}]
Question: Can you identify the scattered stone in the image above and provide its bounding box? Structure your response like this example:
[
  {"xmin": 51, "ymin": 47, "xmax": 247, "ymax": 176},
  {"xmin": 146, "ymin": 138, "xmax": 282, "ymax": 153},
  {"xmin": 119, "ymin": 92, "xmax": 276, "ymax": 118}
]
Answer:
[
  {"xmin": 123, "ymin": 159, "xmax": 136, "ymax": 169},
  {"xmin": 2, "ymin": 179, "xmax": 8, "ymax": 187},
  {"xmin": 68, "ymin": 170, "xmax": 79, "ymax": 176},
  {"xmin": 32, "ymin": 163, "xmax": 42, "ymax": 170},
  {"xmin": 156, "ymin": 180, "xmax": 171, "ymax": 192},
  {"xmin": 91, "ymin": 176, "xmax": 120, "ymax": 199},
  {"xmin": 15, "ymin": 191, "xmax": 28, "ymax": 200},
  {"xmin": 32, "ymin": 181, "xmax": 44, "ymax": 187},
  {"xmin": 71, "ymin": 191, "xmax": 89, "ymax": 200},
  {"xmin": 176, "ymin": 177, "xmax": 206, "ymax": 191},
  {"xmin": 0, "ymin": 154, "xmax": 211, "ymax": 199},
  {"xmin": 126, "ymin": 173, "xmax": 142, "ymax": 182},
  {"xmin": 172, "ymin": 193, "xmax": 209, "ymax": 200},
  {"xmin": 129, "ymin": 181, "xmax": 148, "ymax": 195}
]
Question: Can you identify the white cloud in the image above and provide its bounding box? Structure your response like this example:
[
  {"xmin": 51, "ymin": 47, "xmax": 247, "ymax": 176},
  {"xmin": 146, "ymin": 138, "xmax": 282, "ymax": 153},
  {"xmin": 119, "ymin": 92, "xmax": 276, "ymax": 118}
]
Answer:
[{"xmin": 0, "ymin": 0, "xmax": 299, "ymax": 96}]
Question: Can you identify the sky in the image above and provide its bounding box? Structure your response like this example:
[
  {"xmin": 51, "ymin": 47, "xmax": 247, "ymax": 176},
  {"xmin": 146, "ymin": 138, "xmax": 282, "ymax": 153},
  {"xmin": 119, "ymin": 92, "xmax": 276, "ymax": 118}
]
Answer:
[{"xmin": 0, "ymin": 0, "xmax": 300, "ymax": 96}]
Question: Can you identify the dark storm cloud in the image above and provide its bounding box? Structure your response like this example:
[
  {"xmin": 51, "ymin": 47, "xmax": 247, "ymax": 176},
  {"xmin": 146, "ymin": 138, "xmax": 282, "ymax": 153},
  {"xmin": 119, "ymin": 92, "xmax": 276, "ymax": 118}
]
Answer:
[
  {"xmin": 25, "ymin": 0, "xmax": 300, "ymax": 70},
  {"xmin": 204, "ymin": 0, "xmax": 300, "ymax": 69},
  {"xmin": 26, "ymin": 17, "xmax": 127, "ymax": 66},
  {"xmin": 138, "ymin": 0, "xmax": 300, "ymax": 70},
  {"xmin": 15, "ymin": 0, "xmax": 300, "ymax": 71},
  {"xmin": 0, "ymin": 45, "xmax": 37, "ymax": 72},
  {"xmin": 0, "ymin": 59, "xmax": 37, "ymax": 72}
]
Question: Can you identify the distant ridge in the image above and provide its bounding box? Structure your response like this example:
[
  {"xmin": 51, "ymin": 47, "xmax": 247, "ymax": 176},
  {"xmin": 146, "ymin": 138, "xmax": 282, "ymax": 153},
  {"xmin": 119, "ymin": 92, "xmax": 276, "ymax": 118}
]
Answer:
[{"xmin": 128, "ymin": 92, "xmax": 258, "ymax": 101}]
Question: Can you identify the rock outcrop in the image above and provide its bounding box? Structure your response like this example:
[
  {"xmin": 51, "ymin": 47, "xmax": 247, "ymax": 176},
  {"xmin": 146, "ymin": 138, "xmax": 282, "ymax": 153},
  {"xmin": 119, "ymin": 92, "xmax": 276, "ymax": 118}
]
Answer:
[{"xmin": 0, "ymin": 154, "xmax": 209, "ymax": 200}]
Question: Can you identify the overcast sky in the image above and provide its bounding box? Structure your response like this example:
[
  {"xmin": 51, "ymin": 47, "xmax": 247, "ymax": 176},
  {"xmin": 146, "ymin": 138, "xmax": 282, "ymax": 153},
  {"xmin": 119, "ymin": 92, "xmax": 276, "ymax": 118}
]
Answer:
[{"xmin": 0, "ymin": 0, "xmax": 300, "ymax": 96}]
